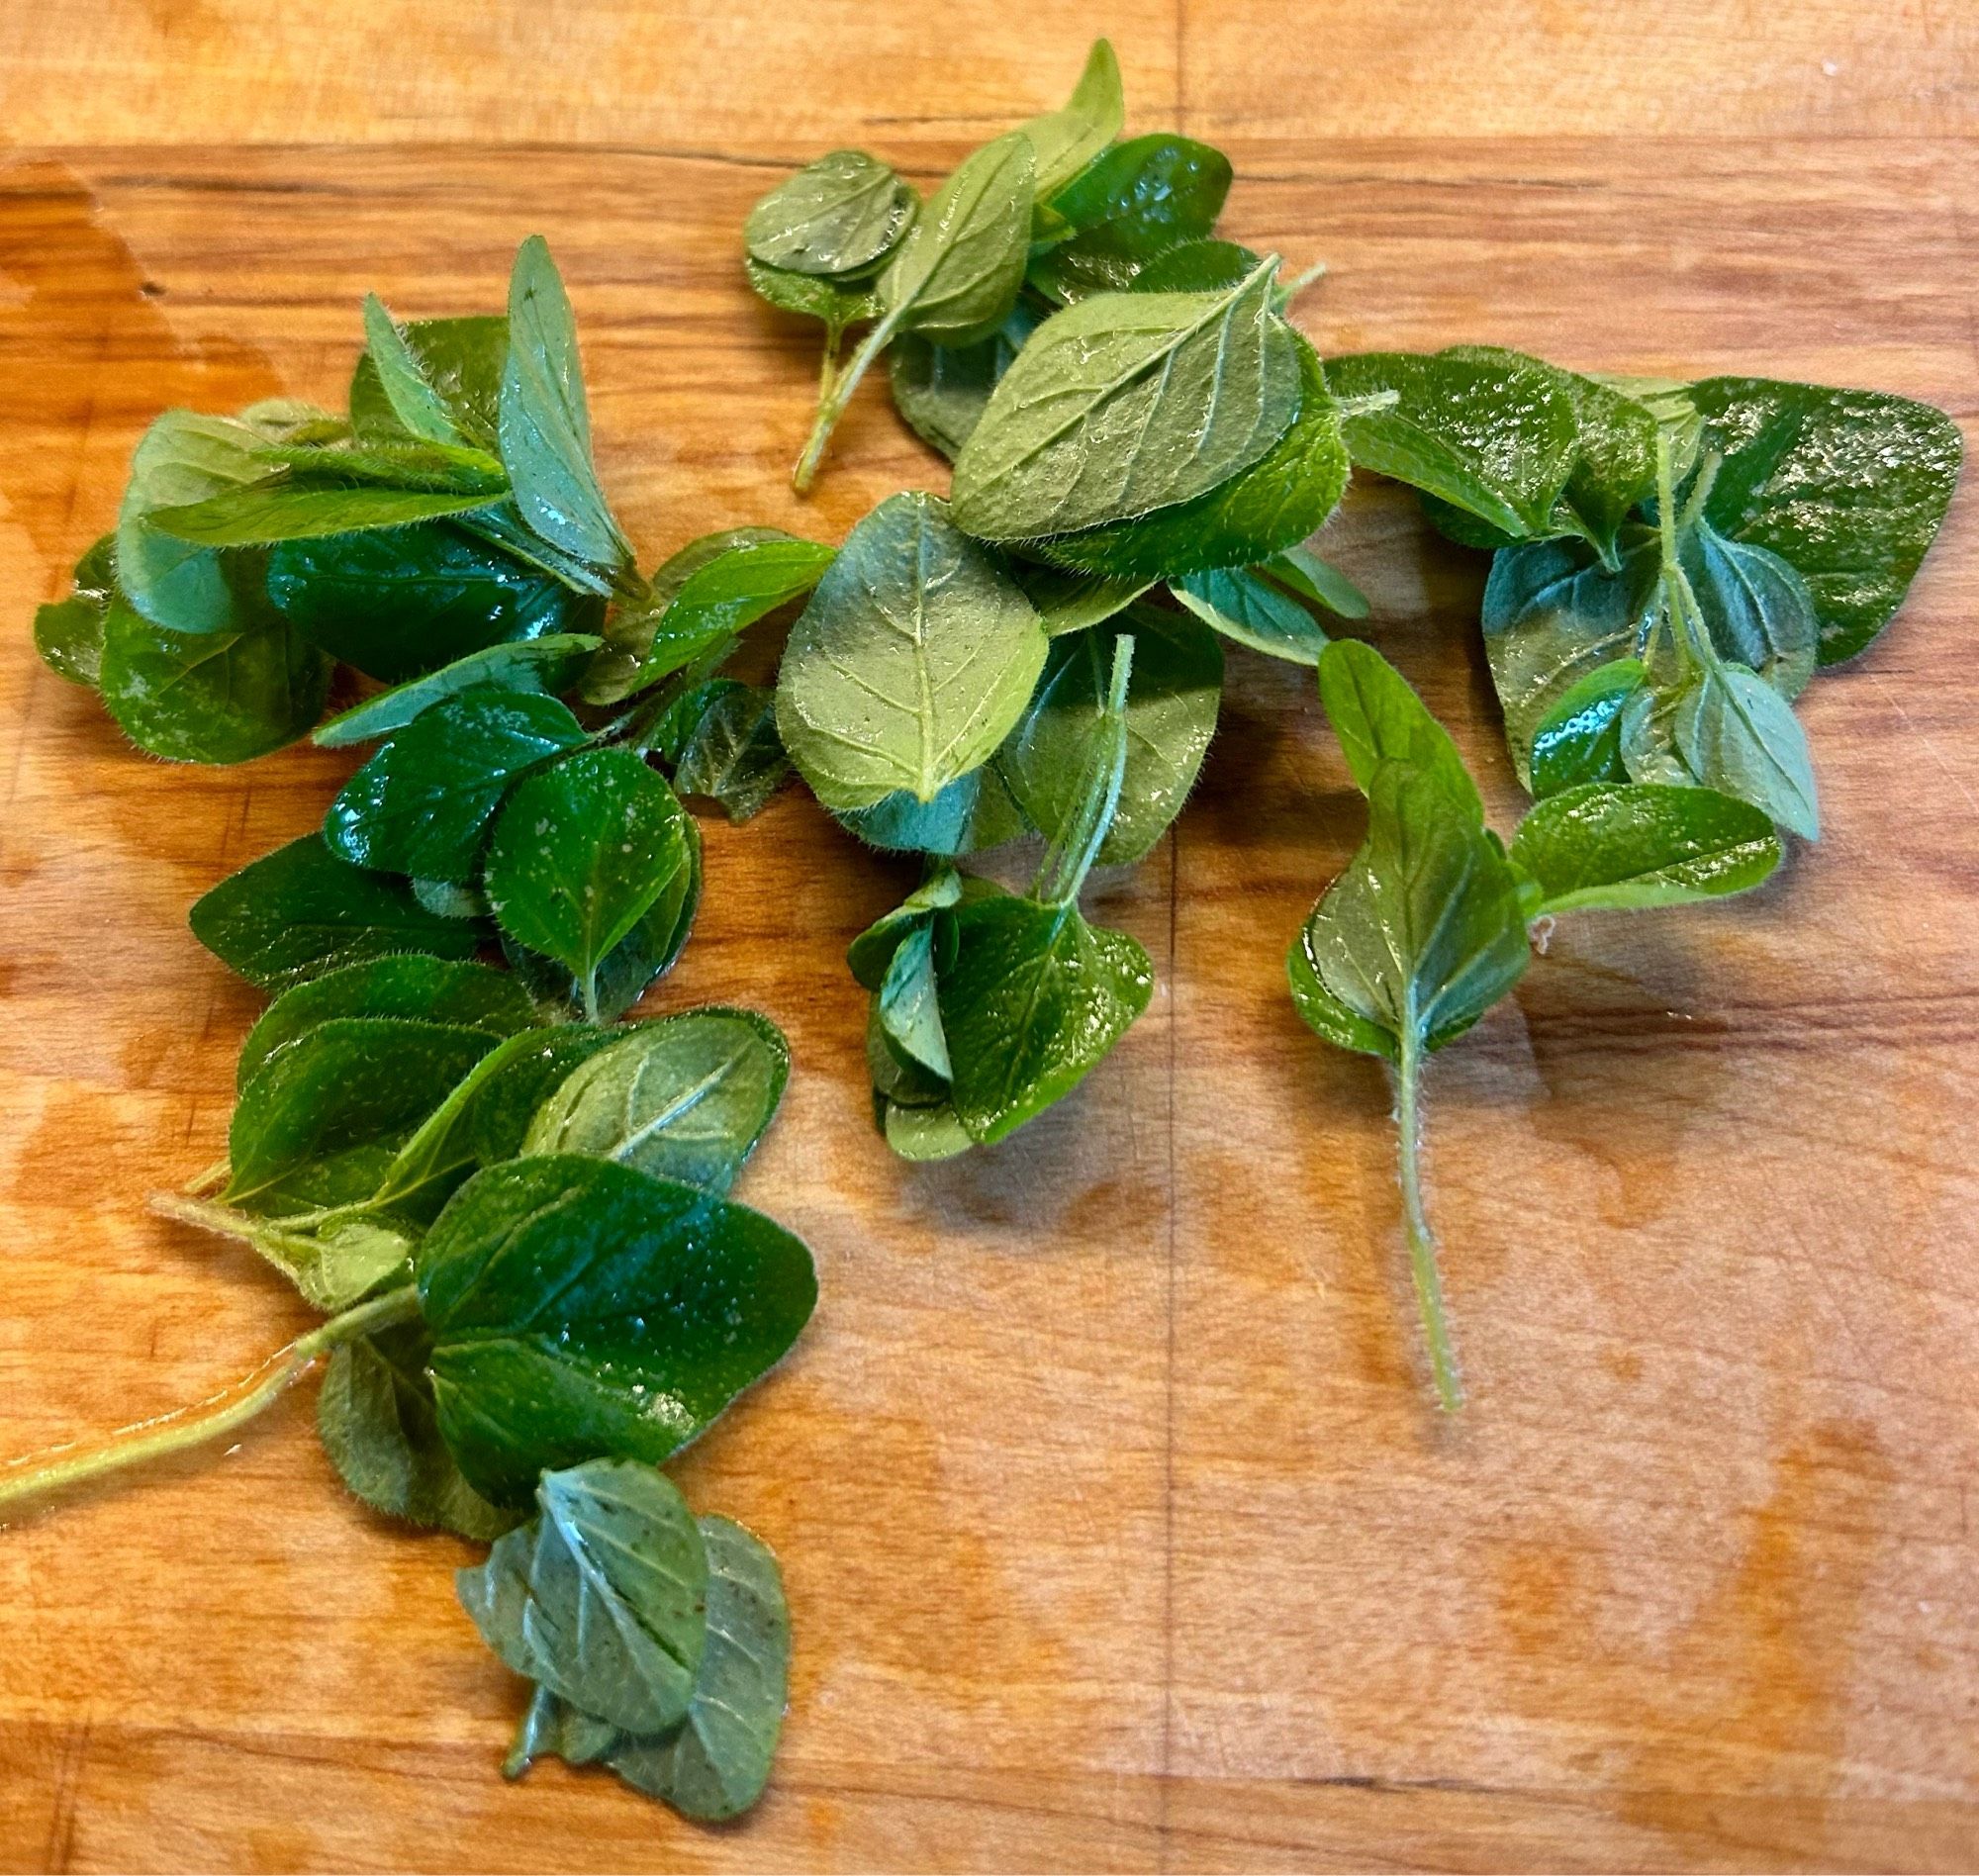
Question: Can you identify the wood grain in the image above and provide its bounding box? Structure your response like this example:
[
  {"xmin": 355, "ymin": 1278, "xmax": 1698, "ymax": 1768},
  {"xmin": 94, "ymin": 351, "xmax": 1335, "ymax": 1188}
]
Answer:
[{"xmin": 2, "ymin": 6, "xmax": 1977, "ymax": 1870}]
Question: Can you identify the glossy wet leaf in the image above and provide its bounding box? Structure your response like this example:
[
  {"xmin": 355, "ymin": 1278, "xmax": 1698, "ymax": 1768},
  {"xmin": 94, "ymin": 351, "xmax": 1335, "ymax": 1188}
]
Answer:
[
  {"xmin": 1688, "ymin": 375, "xmax": 1963, "ymax": 663},
  {"xmin": 522, "ymin": 1009, "xmax": 790, "ymax": 1192},
  {"xmin": 326, "ymin": 691, "xmax": 589, "ymax": 884},
  {"xmin": 224, "ymin": 1016, "xmax": 500, "ymax": 1212},
  {"xmin": 952, "ymin": 260, "xmax": 1301, "ymax": 540},
  {"xmin": 1128, "ymin": 237, "xmax": 1264, "ymax": 295},
  {"xmin": 350, "ymin": 314, "xmax": 509, "ymax": 449},
  {"xmin": 99, "ymin": 593, "xmax": 330, "ymax": 765},
  {"xmin": 499, "ymin": 236, "xmax": 630, "ymax": 574},
  {"xmin": 1317, "ymin": 636, "xmax": 1479, "ymax": 817},
  {"xmin": 1508, "ymin": 782, "xmax": 1781, "ymax": 914},
  {"xmin": 878, "ymin": 134, "xmax": 1035, "ymax": 346},
  {"xmin": 1673, "ymin": 662, "xmax": 1821, "ymax": 840},
  {"xmin": 776, "ymin": 492, "xmax": 1046, "ymax": 810},
  {"xmin": 319, "ymin": 1322, "xmax": 518, "ymax": 1540},
  {"xmin": 313, "ymin": 634, "xmax": 603, "ymax": 747},
  {"xmin": 1682, "ymin": 520, "xmax": 1819, "ymax": 700},
  {"xmin": 888, "ymin": 305, "xmax": 1039, "ymax": 462},
  {"xmin": 236, "ymin": 956, "xmax": 536, "ymax": 1092},
  {"xmin": 270, "ymin": 521, "xmax": 604, "ymax": 685},
  {"xmin": 668, "ymin": 684, "xmax": 790, "ymax": 823},
  {"xmin": 145, "ymin": 480, "xmax": 495, "ymax": 547},
  {"xmin": 626, "ymin": 536, "xmax": 834, "ymax": 693},
  {"xmin": 745, "ymin": 150, "xmax": 917, "ymax": 276},
  {"xmin": 1016, "ymin": 39, "xmax": 1123, "ymax": 201},
  {"xmin": 999, "ymin": 610, "xmax": 1222, "ymax": 865},
  {"xmin": 1528, "ymin": 658, "xmax": 1643, "ymax": 797},
  {"xmin": 937, "ymin": 894, "xmax": 1152, "ymax": 1147},
  {"xmin": 1327, "ymin": 347, "xmax": 1579, "ymax": 537},
  {"xmin": 1031, "ymin": 135, "xmax": 1233, "ymax": 303},
  {"xmin": 744, "ymin": 256, "xmax": 882, "ymax": 339},
  {"xmin": 1172, "ymin": 566, "xmax": 1329, "ymax": 664},
  {"xmin": 463, "ymin": 1028, "xmax": 625, "ymax": 1166},
  {"xmin": 484, "ymin": 749, "xmax": 694, "ymax": 1019},
  {"xmin": 190, "ymin": 834, "xmax": 486, "ymax": 988},
  {"xmin": 1036, "ymin": 334, "xmax": 1346, "ymax": 581},
  {"xmin": 418, "ymin": 1154, "xmax": 818, "ymax": 1505},
  {"xmin": 458, "ymin": 1458, "xmax": 708, "ymax": 1735},
  {"xmin": 34, "ymin": 535, "xmax": 116, "ymax": 686}
]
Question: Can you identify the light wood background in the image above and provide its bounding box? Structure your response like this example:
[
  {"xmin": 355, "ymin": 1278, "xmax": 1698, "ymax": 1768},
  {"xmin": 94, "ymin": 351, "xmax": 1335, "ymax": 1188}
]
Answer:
[{"xmin": 1, "ymin": 3, "xmax": 1975, "ymax": 1870}]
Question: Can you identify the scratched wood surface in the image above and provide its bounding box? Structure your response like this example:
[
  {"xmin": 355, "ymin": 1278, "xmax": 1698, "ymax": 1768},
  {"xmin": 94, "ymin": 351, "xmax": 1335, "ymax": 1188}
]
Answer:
[{"xmin": 1, "ymin": 3, "xmax": 1976, "ymax": 1871}]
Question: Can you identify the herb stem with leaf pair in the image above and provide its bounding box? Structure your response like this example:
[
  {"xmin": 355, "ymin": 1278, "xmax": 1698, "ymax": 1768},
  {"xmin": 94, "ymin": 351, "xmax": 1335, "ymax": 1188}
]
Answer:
[
  {"xmin": 792, "ymin": 308, "xmax": 905, "ymax": 493},
  {"xmin": 0, "ymin": 1285, "xmax": 421, "ymax": 1514}
]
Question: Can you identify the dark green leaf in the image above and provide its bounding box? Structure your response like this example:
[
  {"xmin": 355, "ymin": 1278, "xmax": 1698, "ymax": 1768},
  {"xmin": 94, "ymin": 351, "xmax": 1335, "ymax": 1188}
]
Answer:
[
  {"xmin": 745, "ymin": 150, "xmax": 917, "ymax": 277},
  {"xmin": 319, "ymin": 1322, "xmax": 518, "ymax": 1540},
  {"xmin": 236, "ymin": 956, "xmax": 536, "ymax": 1092},
  {"xmin": 522, "ymin": 1008, "xmax": 789, "ymax": 1192},
  {"xmin": 1172, "ymin": 566, "xmax": 1329, "ymax": 664},
  {"xmin": 952, "ymin": 260, "xmax": 1301, "ymax": 540},
  {"xmin": 99, "ymin": 592, "xmax": 330, "ymax": 765},
  {"xmin": 888, "ymin": 305, "xmax": 1040, "ymax": 462},
  {"xmin": 744, "ymin": 256, "xmax": 882, "ymax": 338},
  {"xmin": 1036, "ymin": 333, "xmax": 1347, "ymax": 581},
  {"xmin": 419, "ymin": 1155, "xmax": 818, "ymax": 1505},
  {"xmin": 848, "ymin": 865, "xmax": 964, "ymax": 989},
  {"xmin": 190, "ymin": 834, "xmax": 486, "ymax": 988},
  {"xmin": 1681, "ymin": 520, "xmax": 1818, "ymax": 700},
  {"xmin": 776, "ymin": 492, "xmax": 1047, "ymax": 810},
  {"xmin": 499, "ymin": 235, "xmax": 630, "ymax": 574},
  {"xmin": 270, "ymin": 521, "xmax": 605, "ymax": 685},
  {"xmin": 999, "ymin": 610, "xmax": 1222, "ymax": 864},
  {"xmin": 313, "ymin": 634, "xmax": 603, "ymax": 747},
  {"xmin": 1528, "ymin": 658, "xmax": 1643, "ymax": 797},
  {"xmin": 484, "ymin": 749, "xmax": 694, "ymax": 1022},
  {"xmin": 670, "ymin": 683, "xmax": 791, "ymax": 822},
  {"xmin": 326, "ymin": 691, "xmax": 588, "ymax": 884},
  {"xmin": 34, "ymin": 535, "xmax": 116, "ymax": 686},
  {"xmin": 1508, "ymin": 782, "xmax": 1781, "ymax": 914},
  {"xmin": 1127, "ymin": 237, "xmax": 1264, "ymax": 295},
  {"xmin": 1689, "ymin": 375, "xmax": 1962, "ymax": 663},
  {"xmin": 623, "ymin": 537, "xmax": 834, "ymax": 695},
  {"xmin": 1031, "ymin": 135, "xmax": 1233, "ymax": 304},
  {"xmin": 937, "ymin": 894, "xmax": 1152, "ymax": 1147},
  {"xmin": 458, "ymin": 1458, "xmax": 708, "ymax": 1735}
]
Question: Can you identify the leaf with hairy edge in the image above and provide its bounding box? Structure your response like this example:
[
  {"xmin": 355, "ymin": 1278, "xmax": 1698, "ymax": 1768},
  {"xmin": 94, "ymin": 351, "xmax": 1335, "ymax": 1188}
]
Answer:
[
  {"xmin": 1030, "ymin": 135, "xmax": 1233, "ymax": 304},
  {"xmin": 1172, "ymin": 566, "xmax": 1329, "ymax": 665},
  {"xmin": 1508, "ymin": 783, "xmax": 1781, "ymax": 914},
  {"xmin": 313, "ymin": 634, "xmax": 602, "ymax": 747},
  {"xmin": 350, "ymin": 315, "xmax": 509, "ymax": 449}
]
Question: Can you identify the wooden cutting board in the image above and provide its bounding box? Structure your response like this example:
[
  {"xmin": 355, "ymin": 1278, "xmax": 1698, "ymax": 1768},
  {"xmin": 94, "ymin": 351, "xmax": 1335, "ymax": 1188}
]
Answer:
[{"xmin": 2, "ymin": 4, "xmax": 1975, "ymax": 1869}]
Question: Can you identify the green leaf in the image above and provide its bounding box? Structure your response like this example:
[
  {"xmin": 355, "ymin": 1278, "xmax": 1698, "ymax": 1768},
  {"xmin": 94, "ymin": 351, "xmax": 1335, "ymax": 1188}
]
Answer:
[
  {"xmin": 189, "ymin": 834, "xmax": 485, "ymax": 989},
  {"xmin": 998, "ymin": 610, "xmax": 1222, "ymax": 865},
  {"xmin": 99, "ymin": 592, "xmax": 330, "ymax": 766},
  {"xmin": 325, "ymin": 691, "xmax": 589, "ymax": 884},
  {"xmin": 242, "ymin": 1213, "xmax": 416, "ymax": 1311},
  {"xmin": 669, "ymin": 684, "xmax": 791, "ymax": 823},
  {"xmin": 776, "ymin": 491, "xmax": 1047, "ymax": 810},
  {"xmin": 270, "ymin": 521, "xmax": 604, "ymax": 686},
  {"xmin": 34, "ymin": 535, "xmax": 116, "ymax": 686},
  {"xmin": 1127, "ymin": 236, "xmax": 1263, "ymax": 295},
  {"xmin": 313, "ymin": 634, "xmax": 603, "ymax": 747},
  {"xmin": 458, "ymin": 1458, "xmax": 708, "ymax": 1735},
  {"xmin": 419, "ymin": 1155, "xmax": 818, "ymax": 1505},
  {"xmin": 848, "ymin": 866, "xmax": 964, "ymax": 990},
  {"xmin": 116, "ymin": 409, "xmax": 283, "ymax": 635},
  {"xmin": 319, "ymin": 1321, "xmax": 518, "ymax": 1540},
  {"xmin": 484, "ymin": 749, "xmax": 695, "ymax": 1022},
  {"xmin": 1264, "ymin": 545, "xmax": 1369, "ymax": 619},
  {"xmin": 251, "ymin": 436, "xmax": 508, "ymax": 497},
  {"xmin": 624, "ymin": 536, "xmax": 834, "ymax": 694},
  {"xmin": 499, "ymin": 236, "xmax": 630, "ymax": 574},
  {"xmin": 880, "ymin": 1094, "xmax": 976, "ymax": 1162},
  {"xmin": 1508, "ymin": 782, "xmax": 1781, "ymax": 914},
  {"xmin": 1481, "ymin": 530, "xmax": 1661, "ymax": 789},
  {"xmin": 1030, "ymin": 135, "xmax": 1233, "ymax": 304},
  {"xmin": 224, "ymin": 1016, "xmax": 501, "ymax": 1211},
  {"xmin": 833, "ymin": 764, "xmax": 1027, "ymax": 857},
  {"xmin": 522, "ymin": 1008, "xmax": 790, "ymax": 1193},
  {"xmin": 872, "ymin": 921, "xmax": 949, "ymax": 1079},
  {"xmin": 1327, "ymin": 347, "xmax": 1579, "ymax": 537},
  {"xmin": 1035, "ymin": 332, "xmax": 1347, "ymax": 581},
  {"xmin": 1682, "ymin": 520, "xmax": 1819, "ymax": 700},
  {"xmin": 583, "ymin": 526, "xmax": 792, "ymax": 706},
  {"xmin": 145, "ymin": 481, "xmax": 496, "ymax": 547},
  {"xmin": 1010, "ymin": 561, "xmax": 1151, "ymax": 637},
  {"xmin": 1672, "ymin": 662, "xmax": 1821, "ymax": 840},
  {"xmin": 937, "ymin": 893, "xmax": 1152, "ymax": 1147},
  {"xmin": 1015, "ymin": 39, "xmax": 1124, "ymax": 201},
  {"xmin": 1688, "ymin": 376, "xmax": 1962, "ymax": 663},
  {"xmin": 951, "ymin": 260, "xmax": 1302, "ymax": 540},
  {"xmin": 889, "ymin": 305, "xmax": 1040, "ymax": 462},
  {"xmin": 743, "ymin": 256, "xmax": 882, "ymax": 338},
  {"xmin": 1285, "ymin": 919, "xmax": 1398, "ymax": 1061},
  {"xmin": 1528, "ymin": 658, "xmax": 1643, "ymax": 797},
  {"xmin": 501, "ymin": 1513, "xmax": 791, "ymax": 1823},
  {"xmin": 1317, "ymin": 636, "xmax": 1479, "ymax": 817},
  {"xmin": 1172, "ymin": 566, "xmax": 1330, "ymax": 665},
  {"xmin": 361, "ymin": 295, "xmax": 471, "ymax": 446},
  {"xmin": 236, "ymin": 956, "xmax": 536, "ymax": 1092},
  {"xmin": 879, "ymin": 133, "xmax": 1035, "ymax": 345},
  {"xmin": 351, "ymin": 315, "xmax": 509, "ymax": 449},
  {"xmin": 462, "ymin": 1028, "xmax": 624, "ymax": 1166},
  {"xmin": 745, "ymin": 150, "xmax": 917, "ymax": 277}
]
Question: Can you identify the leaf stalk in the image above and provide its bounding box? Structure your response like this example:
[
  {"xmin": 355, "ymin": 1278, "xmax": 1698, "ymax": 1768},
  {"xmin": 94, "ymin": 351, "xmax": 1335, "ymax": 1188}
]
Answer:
[{"xmin": 1393, "ymin": 1031, "xmax": 1462, "ymax": 1413}]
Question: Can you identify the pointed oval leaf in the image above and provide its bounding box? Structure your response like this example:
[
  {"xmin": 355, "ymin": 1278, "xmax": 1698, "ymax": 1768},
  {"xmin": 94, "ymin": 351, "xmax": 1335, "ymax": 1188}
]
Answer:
[
  {"xmin": 745, "ymin": 149, "xmax": 918, "ymax": 277},
  {"xmin": 880, "ymin": 134, "xmax": 1035, "ymax": 346},
  {"xmin": 313, "ymin": 634, "xmax": 603, "ymax": 747}
]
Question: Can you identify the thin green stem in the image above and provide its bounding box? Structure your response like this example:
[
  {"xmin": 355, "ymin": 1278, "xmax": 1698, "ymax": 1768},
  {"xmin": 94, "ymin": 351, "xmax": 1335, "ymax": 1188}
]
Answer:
[
  {"xmin": 793, "ymin": 307, "xmax": 902, "ymax": 493},
  {"xmin": 1032, "ymin": 633, "xmax": 1134, "ymax": 907},
  {"xmin": 581, "ymin": 968, "xmax": 602, "ymax": 1028},
  {"xmin": 1393, "ymin": 1032, "xmax": 1462, "ymax": 1413},
  {"xmin": 0, "ymin": 1285, "xmax": 421, "ymax": 1515},
  {"xmin": 182, "ymin": 1157, "xmax": 231, "ymax": 1198}
]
